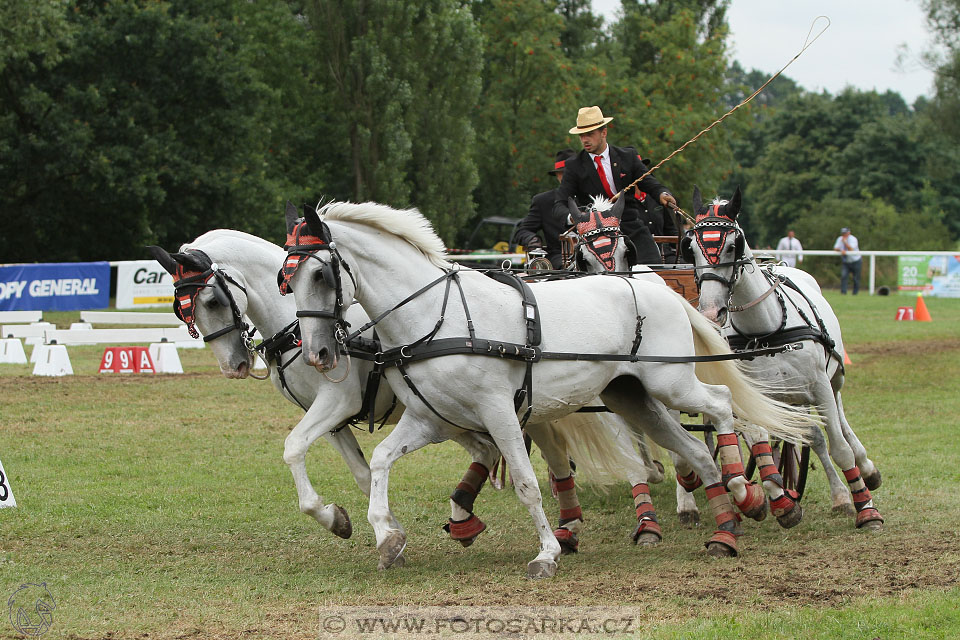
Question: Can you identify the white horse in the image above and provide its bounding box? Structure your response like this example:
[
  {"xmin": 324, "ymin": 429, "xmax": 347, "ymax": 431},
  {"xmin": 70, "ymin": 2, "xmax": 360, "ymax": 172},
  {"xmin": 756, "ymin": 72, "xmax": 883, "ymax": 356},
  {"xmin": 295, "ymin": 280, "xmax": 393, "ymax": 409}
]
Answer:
[
  {"xmin": 282, "ymin": 199, "xmax": 816, "ymax": 577},
  {"xmin": 680, "ymin": 186, "xmax": 883, "ymax": 530},
  {"xmin": 147, "ymin": 225, "xmax": 659, "ymax": 555},
  {"xmin": 570, "ymin": 195, "xmax": 807, "ymax": 528}
]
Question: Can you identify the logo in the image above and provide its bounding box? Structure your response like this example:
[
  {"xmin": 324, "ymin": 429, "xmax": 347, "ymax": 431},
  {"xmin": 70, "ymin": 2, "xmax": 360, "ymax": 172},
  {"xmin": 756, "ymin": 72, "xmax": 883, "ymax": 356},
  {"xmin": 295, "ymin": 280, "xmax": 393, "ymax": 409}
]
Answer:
[{"xmin": 8, "ymin": 582, "xmax": 56, "ymax": 637}]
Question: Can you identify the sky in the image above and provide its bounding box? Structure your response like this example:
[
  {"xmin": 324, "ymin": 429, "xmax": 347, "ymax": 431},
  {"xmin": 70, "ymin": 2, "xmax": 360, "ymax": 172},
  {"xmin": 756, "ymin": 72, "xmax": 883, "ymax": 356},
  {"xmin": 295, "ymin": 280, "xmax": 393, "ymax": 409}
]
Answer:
[{"xmin": 591, "ymin": 0, "xmax": 936, "ymax": 105}]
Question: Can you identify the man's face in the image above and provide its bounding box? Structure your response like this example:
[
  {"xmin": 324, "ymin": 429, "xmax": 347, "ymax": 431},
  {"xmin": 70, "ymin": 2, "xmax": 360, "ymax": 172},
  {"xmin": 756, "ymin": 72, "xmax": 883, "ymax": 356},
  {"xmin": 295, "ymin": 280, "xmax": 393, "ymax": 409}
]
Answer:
[
  {"xmin": 787, "ymin": 231, "xmax": 795, "ymax": 239},
  {"xmin": 579, "ymin": 127, "xmax": 607, "ymax": 155}
]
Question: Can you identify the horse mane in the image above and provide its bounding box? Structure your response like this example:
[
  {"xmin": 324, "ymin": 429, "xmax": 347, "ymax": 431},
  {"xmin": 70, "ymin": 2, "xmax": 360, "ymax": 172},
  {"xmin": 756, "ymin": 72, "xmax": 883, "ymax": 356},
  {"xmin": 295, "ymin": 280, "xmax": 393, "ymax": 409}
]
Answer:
[
  {"xmin": 181, "ymin": 229, "xmax": 283, "ymax": 256},
  {"xmin": 318, "ymin": 201, "xmax": 451, "ymax": 269}
]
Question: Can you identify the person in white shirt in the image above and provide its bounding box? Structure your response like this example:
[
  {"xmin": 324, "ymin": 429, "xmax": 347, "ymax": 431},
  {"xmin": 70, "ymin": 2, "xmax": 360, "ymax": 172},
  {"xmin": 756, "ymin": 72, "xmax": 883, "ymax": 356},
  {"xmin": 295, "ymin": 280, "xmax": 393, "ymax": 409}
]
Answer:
[
  {"xmin": 833, "ymin": 227, "xmax": 862, "ymax": 295},
  {"xmin": 775, "ymin": 230, "xmax": 803, "ymax": 268}
]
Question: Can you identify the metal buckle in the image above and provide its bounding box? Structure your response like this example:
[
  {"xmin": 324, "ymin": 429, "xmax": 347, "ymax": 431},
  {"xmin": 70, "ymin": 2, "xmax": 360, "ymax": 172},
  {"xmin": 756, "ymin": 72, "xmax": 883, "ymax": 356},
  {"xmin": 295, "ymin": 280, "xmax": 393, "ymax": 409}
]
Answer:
[{"xmin": 399, "ymin": 345, "xmax": 412, "ymax": 359}]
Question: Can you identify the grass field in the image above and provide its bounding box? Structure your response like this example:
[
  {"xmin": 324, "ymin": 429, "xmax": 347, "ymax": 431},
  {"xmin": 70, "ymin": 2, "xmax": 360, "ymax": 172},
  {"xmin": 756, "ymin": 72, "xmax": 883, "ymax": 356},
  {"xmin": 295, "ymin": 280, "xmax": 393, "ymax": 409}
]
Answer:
[{"xmin": 1, "ymin": 292, "xmax": 959, "ymax": 638}]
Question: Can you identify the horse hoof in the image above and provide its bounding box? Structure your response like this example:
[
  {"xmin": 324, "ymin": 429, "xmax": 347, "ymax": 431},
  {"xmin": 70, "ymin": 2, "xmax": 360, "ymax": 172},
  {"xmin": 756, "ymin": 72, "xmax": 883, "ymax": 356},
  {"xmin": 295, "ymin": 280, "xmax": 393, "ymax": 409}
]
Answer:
[
  {"xmin": 634, "ymin": 532, "xmax": 661, "ymax": 547},
  {"xmin": 706, "ymin": 543, "xmax": 735, "ymax": 558},
  {"xmin": 554, "ymin": 528, "xmax": 579, "ymax": 555},
  {"xmin": 330, "ymin": 504, "xmax": 352, "ymax": 539},
  {"xmin": 377, "ymin": 530, "xmax": 407, "ymax": 570},
  {"xmin": 863, "ymin": 469, "xmax": 882, "ymax": 491},
  {"xmin": 776, "ymin": 502, "xmax": 803, "ymax": 529},
  {"xmin": 526, "ymin": 559, "xmax": 558, "ymax": 579},
  {"xmin": 832, "ymin": 502, "xmax": 857, "ymax": 518},
  {"xmin": 677, "ymin": 510, "xmax": 700, "ymax": 527},
  {"xmin": 392, "ymin": 554, "xmax": 406, "ymax": 569},
  {"xmin": 856, "ymin": 508, "xmax": 884, "ymax": 531},
  {"xmin": 705, "ymin": 530, "xmax": 738, "ymax": 557}
]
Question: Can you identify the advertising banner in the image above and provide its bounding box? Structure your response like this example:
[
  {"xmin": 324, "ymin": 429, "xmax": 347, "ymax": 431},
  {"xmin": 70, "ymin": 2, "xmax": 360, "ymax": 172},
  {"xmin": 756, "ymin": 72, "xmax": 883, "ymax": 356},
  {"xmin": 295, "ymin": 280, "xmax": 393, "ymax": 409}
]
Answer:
[
  {"xmin": 116, "ymin": 260, "xmax": 174, "ymax": 309},
  {"xmin": 0, "ymin": 262, "xmax": 109, "ymax": 311},
  {"xmin": 898, "ymin": 255, "xmax": 960, "ymax": 298}
]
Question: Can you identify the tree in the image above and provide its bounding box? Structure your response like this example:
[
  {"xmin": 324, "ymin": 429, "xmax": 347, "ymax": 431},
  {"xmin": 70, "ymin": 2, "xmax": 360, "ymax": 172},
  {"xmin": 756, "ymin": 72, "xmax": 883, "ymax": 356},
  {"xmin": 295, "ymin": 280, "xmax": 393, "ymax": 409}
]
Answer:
[{"xmin": 304, "ymin": 0, "xmax": 483, "ymax": 242}]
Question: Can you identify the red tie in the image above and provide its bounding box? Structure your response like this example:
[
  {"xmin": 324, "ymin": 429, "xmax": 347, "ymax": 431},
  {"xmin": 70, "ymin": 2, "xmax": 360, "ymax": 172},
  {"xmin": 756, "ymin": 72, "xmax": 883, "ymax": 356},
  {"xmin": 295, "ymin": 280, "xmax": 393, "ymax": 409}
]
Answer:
[{"xmin": 594, "ymin": 155, "xmax": 614, "ymax": 198}]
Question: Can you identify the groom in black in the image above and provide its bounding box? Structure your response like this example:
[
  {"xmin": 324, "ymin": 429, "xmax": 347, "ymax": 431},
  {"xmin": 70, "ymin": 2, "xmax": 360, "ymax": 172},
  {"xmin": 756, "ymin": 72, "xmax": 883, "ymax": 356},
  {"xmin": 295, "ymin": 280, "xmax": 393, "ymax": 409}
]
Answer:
[{"xmin": 554, "ymin": 105, "xmax": 677, "ymax": 265}]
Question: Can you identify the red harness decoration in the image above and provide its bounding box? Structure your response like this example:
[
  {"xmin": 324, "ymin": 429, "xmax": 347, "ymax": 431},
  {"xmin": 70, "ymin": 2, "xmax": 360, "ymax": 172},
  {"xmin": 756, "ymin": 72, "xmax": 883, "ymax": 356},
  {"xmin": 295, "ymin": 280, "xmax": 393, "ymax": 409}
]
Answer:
[
  {"xmin": 278, "ymin": 221, "xmax": 328, "ymax": 295},
  {"xmin": 173, "ymin": 265, "xmax": 214, "ymax": 339},
  {"xmin": 576, "ymin": 206, "xmax": 623, "ymax": 271},
  {"xmin": 694, "ymin": 204, "xmax": 736, "ymax": 266}
]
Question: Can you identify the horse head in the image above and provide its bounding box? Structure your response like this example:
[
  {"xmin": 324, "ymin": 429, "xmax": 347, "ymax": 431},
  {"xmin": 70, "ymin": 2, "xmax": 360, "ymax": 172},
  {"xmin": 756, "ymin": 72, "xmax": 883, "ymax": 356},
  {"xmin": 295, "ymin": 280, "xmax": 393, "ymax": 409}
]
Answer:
[
  {"xmin": 681, "ymin": 185, "xmax": 749, "ymax": 325},
  {"xmin": 280, "ymin": 202, "xmax": 354, "ymax": 375},
  {"xmin": 568, "ymin": 195, "xmax": 632, "ymax": 272},
  {"xmin": 147, "ymin": 244, "xmax": 252, "ymax": 378}
]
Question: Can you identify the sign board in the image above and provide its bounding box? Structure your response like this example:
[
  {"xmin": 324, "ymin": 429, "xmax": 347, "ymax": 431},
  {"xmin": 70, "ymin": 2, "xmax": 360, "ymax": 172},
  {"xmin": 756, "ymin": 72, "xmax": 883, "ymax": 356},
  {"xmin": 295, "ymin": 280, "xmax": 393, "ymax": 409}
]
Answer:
[
  {"xmin": 116, "ymin": 260, "xmax": 174, "ymax": 309},
  {"xmin": 0, "ymin": 457, "xmax": 15, "ymax": 508},
  {"xmin": 98, "ymin": 346, "xmax": 156, "ymax": 373},
  {"xmin": 895, "ymin": 307, "xmax": 914, "ymax": 321},
  {"xmin": 898, "ymin": 255, "xmax": 960, "ymax": 298},
  {"xmin": 0, "ymin": 262, "xmax": 109, "ymax": 311}
]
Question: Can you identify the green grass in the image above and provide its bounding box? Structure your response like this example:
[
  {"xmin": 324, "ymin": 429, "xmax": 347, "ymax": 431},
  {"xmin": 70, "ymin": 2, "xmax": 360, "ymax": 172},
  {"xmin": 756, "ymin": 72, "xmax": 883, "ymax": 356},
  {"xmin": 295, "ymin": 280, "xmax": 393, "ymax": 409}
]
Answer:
[{"xmin": 1, "ymin": 295, "xmax": 958, "ymax": 638}]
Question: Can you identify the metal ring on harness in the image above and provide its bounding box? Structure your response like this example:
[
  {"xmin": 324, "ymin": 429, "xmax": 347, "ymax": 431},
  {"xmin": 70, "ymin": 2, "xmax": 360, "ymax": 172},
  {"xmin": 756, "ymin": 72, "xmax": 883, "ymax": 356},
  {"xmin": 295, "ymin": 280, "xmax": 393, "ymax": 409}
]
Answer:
[
  {"xmin": 322, "ymin": 351, "xmax": 352, "ymax": 384},
  {"xmin": 399, "ymin": 345, "xmax": 413, "ymax": 359}
]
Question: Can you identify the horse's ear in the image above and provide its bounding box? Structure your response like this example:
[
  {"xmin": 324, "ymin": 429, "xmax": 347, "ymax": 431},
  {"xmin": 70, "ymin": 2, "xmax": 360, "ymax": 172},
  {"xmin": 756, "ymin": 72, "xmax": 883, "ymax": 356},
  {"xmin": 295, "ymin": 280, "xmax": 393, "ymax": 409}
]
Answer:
[
  {"xmin": 285, "ymin": 200, "xmax": 300, "ymax": 234},
  {"xmin": 146, "ymin": 246, "xmax": 178, "ymax": 275},
  {"xmin": 302, "ymin": 203, "xmax": 325, "ymax": 237},
  {"xmin": 567, "ymin": 198, "xmax": 586, "ymax": 224},
  {"xmin": 692, "ymin": 185, "xmax": 703, "ymax": 215},
  {"xmin": 610, "ymin": 194, "xmax": 626, "ymax": 220},
  {"xmin": 728, "ymin": 186, "xmax": 742, "ymax": 219},
  {"xmin": 172, "ymin": 250, "xmax": 210, "ymax": 273}
]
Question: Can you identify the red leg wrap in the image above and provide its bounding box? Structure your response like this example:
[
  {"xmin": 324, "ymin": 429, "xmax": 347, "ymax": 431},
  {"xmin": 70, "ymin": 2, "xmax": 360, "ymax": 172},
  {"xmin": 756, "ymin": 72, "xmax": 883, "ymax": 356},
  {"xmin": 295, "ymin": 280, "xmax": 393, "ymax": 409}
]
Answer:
[
  {"xmin": 631, "ymin": 517, "xmax": 662, "ymax": 544},
  {"xmin": 855, "ymin": 507, "xmax": 884, "ymax": 528},
  {"xmin": 553, "ymin": 527, "xmax": 580, "ymax": 553},
  {"xmin": 445, "ymin": 514, "xmax": 486, "ymax": 541},
  {"xmin": 769, "ymin": 492, "xmax": 797, "ymax": 518},
  {"xmin": 676, "ymin": 471, "xmax": 703, "ymax": 492},
  {"xmin": 734, "ymin": 481, "xmax": 767, "ymax": 521},
  {"xmin": 706, "ymin": 530, "xmax": 739, "ymax": 556}
]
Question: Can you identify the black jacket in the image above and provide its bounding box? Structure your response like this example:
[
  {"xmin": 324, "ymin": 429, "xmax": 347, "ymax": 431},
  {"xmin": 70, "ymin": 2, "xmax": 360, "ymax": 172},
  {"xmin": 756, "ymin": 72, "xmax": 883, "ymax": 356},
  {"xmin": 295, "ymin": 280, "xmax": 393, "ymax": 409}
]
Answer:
[
  {"xmin": 513, "ymin": 188, "xmax": 568, "ymax": 269},
  {"xmin": 553, "ymin": 146, "xmax": 671, "ymax": 265}
]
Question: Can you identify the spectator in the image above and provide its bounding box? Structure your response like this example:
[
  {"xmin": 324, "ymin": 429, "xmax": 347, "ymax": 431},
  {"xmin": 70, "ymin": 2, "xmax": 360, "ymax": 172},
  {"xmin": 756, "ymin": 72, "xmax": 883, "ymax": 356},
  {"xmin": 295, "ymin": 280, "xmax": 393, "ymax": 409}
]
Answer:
[
  {"xmin": 512, "ymin": 149, "xmax": 577, "ymax": 269},
  {"xmin": 553, "ymin": 106, "xmax": 677, "ymax": 265},
  {"xmin": 833, "ymin": 227, "xmax": 862, "ymax": 295},
  {"xmin": 775, "ymin": 230, "xmax": 804, "ymax": 268}
]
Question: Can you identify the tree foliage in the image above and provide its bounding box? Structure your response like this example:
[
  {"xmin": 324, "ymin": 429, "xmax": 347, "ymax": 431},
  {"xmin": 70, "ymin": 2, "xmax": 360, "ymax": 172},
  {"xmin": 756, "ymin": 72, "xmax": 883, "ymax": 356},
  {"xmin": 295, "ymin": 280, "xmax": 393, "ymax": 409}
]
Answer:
[{"xmin": 0, "ymin": 0, "xmax": 958, "ymax": 264}]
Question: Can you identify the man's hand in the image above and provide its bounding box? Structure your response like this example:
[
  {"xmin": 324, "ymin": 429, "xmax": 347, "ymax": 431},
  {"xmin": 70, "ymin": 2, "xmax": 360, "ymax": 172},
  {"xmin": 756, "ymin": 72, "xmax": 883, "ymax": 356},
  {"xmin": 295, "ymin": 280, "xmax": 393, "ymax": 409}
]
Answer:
[
  {"xmin": 525, "ymin": 235, "xmax": 543, "ymax": 249},
  {"xmin": 659, "ymin": 192, "xmax": 678, "ymax": 209}
]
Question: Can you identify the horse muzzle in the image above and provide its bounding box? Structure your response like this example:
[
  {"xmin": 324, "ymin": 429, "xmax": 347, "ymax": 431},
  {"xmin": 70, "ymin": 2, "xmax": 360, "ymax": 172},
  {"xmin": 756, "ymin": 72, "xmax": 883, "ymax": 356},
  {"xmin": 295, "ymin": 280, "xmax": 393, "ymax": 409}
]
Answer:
[
  {"xmin": 222, "ymin": 359, "xmax": 250, "ymax": 379},
  {"xmin": 305, "ymin": 346, "xmax": 338, "ymax": 372},
  {"xmin": 701, "ymin": 304, "xmax": 728, "ymax": 326}
]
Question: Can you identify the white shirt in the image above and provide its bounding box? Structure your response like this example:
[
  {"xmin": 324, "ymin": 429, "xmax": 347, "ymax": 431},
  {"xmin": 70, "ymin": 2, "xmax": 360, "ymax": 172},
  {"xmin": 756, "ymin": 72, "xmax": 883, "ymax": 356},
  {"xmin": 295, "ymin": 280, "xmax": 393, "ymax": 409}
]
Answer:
[
  {"xmin": 833, "ymin": 234, "xmax": 861, "ymax": 262},
  {"xmin": 775, "ymin": 236, "xmax": 803, "ymax": 267},
  {"xmin": 591, "ymin": 147, "xmax": 615, "ymax": 197}
]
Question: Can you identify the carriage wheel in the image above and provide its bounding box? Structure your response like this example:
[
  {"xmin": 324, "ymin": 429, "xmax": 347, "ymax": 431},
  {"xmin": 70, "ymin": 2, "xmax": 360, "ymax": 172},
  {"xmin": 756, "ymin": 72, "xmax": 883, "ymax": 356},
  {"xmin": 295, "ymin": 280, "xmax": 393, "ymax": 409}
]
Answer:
[{"xmin": 744, "ymin": 440, "xmax": 811, "ymax": 500}]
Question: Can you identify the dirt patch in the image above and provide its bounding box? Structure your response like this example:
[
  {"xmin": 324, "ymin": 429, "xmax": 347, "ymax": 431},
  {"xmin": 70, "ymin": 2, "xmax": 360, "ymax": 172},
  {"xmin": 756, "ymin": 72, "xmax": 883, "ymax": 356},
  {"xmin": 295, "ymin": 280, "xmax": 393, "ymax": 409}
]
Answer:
[{"xmin": 851, "ymin": 337, "xmax": 960, "ymax": 359}]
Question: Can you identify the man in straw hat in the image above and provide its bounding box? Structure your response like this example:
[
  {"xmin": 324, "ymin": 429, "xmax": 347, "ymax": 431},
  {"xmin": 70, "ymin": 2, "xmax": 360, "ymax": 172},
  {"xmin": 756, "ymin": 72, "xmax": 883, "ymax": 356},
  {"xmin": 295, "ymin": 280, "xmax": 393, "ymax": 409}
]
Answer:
[
  {"xmin": 554, "ymin": 106, "xmax": 678, "ymax": 265},
  {"xmin": 513, "ymin": 149, "xmax": 577, "ymax": 269}
]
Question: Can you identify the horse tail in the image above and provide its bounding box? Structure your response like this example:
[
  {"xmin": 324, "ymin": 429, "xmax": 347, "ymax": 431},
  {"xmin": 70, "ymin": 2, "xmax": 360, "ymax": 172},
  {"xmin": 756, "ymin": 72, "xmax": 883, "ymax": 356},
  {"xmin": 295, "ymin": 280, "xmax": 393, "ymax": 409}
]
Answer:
[
  {"xmin": 539, "ymin": 411, "xmax": 651, "ymax": 487},
  {"xmin": 672, "ymin": 290, "xmax": 818, "ymax": 443}
]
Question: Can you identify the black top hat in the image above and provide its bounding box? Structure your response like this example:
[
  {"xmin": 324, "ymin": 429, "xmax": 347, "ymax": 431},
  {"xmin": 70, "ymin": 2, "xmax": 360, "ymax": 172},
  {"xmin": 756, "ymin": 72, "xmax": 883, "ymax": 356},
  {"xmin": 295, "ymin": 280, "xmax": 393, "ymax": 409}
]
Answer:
[{"xmin": 548, "ymin": 148, "xmax": 577, "ymax": 175}]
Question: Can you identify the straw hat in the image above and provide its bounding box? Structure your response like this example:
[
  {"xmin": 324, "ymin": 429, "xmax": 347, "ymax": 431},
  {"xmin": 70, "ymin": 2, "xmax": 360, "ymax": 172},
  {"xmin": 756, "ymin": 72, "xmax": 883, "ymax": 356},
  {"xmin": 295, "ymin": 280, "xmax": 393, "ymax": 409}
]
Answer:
[{"xmin": 569, "ymin": 106, "xmax": 614, "ymax": 134}]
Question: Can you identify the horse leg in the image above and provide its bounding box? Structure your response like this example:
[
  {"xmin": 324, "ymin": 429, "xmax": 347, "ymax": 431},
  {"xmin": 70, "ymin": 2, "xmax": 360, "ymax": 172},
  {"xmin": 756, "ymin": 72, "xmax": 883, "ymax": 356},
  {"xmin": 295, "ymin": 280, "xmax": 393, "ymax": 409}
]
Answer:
[
  {"xmin": 807, "ymin": 422, "xmax": 855, "ymax": 516},
  {"xmin": 746, "ymin": 428, "xmax": 803, "ymax": 529},
  {"xmin": 367, "ymin": 413, "xmax": 451, "ymax": 570},
  {"xmin": 481, "ymin": 411, "xmax": 561, "ymax": 579},
  {"xmin": 671, "ymin": 451, "xmax": 702, "ymax": 527},
  {"xmin": 815, "ymin": 380, "xmax": 884, "ymax": 530},
  {"xmin": 836, "ymin": 391, "xmax": 881, "ymax": 490},
  {"xmin": 283, "ymin": 403, "xmax": 368, "ymax": 539},
  {"xmin": 524, "ymin": 421, "xmax": 583, "ymax": 554},
  {"xmin": 715, "ymin": 428, "xmax": 768, "ymax": 523},
  {"xmin": 635, "ymin": 433, "xmax": 665, "ymax": 484},
  {"xmin": 444, "ymin": 431, "xmax": 500, "ymax": 547},
  {"xmin": 601, "ymin": 379, "xmax": 741, "ymax": 557}
]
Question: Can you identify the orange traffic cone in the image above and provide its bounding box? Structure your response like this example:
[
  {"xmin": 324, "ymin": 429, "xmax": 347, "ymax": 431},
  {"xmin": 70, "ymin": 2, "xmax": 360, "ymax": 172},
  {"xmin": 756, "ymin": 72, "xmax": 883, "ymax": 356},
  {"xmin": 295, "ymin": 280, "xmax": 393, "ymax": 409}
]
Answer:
[
  {"xmin": 843, "ymin": 349, "xmax": 852, "ymax": 365},
  {"xmin": 915, "ymin": 293, "xmax": 932, "ymax": 322}
]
